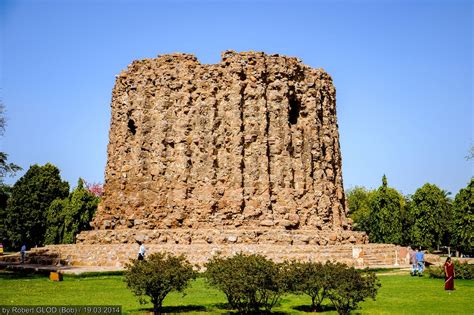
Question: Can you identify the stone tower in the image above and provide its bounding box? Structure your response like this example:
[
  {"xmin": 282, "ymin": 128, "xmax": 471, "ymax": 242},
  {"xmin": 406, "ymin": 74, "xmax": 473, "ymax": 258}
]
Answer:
[{"xmin": 82, "ymin": 51, "xmax": 367, "ymax": 245}]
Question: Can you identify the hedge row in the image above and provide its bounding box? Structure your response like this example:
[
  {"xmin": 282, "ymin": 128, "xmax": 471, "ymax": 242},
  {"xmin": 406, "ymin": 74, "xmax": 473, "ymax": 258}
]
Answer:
[
  {"xmin": 428, "ymin": 260, "xmax": 474, "ymax": 280},
  {"xmin": 125, "ymin": 252, "xmax": 381, "ymax": 315},
  {"xmin": 205, "ymin": 253, "xmax": 380, "ymax": 315}
]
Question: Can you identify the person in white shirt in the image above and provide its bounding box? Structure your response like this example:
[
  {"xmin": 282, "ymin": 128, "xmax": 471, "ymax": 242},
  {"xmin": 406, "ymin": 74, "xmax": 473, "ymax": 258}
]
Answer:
[{"xmin": 137, "ymin": 240, "xmax": 146, "ymax": 260}]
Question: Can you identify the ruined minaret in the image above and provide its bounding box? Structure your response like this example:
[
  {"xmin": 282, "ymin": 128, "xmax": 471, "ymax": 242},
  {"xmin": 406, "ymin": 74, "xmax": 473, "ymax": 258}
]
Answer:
[{"xmin": 83, "ymin": 51, "xmax": 366, "ymax": 246}]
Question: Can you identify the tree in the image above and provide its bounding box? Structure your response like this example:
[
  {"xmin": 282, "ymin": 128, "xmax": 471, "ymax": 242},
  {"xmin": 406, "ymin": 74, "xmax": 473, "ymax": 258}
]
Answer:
[
  {"xmin": 0, "ymin": 184, "xmax": 12, "ymax": 248},
  {"xmin": 45, "ymin": 179, "xmax": 99, "ymax": 244},
  {"xmin": 84, "ymin": 181, "xmax": 104, "ymax": 197},
  {"xmin": 367, "ymin": 175, "xmax": 405, "ymax": 244},
  {"xmin": 0, "ymin": 152, "xmax": 21, "ymax": 182},
  {"xmin": 205, "ymin": 253, "xmax": 288, "ymax": 314},
  {"xmin": 451, "ymin": 179, "xmax": 473, "ymax": 254},
  {"xmin": 0, "ymin": 102, "xmax": 5, "ymax": 133},
  {"xmin": 407, "ymin": 183, "xmax": 452, "ymax": 249},
  {"xmin": 44, "ymin": 198, "xmax": 67, "ymax": 245},
  {"xmin": 466, "ymin": 145, "xmax": 474, "ymax": 160},
  {"xmin": 346, "ymin": 186, "xmax": 374, "ymax": 233},
  {"xmin": 124, "ymin": 252, "xmax": 196, "ymax": 315},
  {"xmin": 0, "ymin": 102, "xmax": 22, "ymax": 249},
  {"xmin": 5, "ymin": 163, "xmax": 69, "ymax": 248}
]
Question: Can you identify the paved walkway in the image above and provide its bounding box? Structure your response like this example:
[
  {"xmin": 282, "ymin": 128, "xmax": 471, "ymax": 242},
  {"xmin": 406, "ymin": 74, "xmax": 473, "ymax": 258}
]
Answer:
[
  {"xmin": 1, "ymin": 260, "xmax": 413, "ymax": 275},
  {"xmin": 0, "ymin": 261, "xmax": 124, "ymax": 274}
]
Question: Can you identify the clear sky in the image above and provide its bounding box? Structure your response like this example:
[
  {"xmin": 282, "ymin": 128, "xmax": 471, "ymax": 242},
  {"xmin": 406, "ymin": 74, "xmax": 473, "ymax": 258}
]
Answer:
[{"xmin": 1, "ymin": 0, "xmax": 472, "ymax": 196}]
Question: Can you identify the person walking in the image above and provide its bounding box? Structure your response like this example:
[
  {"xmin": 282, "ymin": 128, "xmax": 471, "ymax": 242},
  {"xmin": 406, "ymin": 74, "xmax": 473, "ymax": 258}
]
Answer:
[
  {"xmin": 444, "ymin": 257, "xmax": 455, "ymax": 290},
  {"xmin": 410, "ymin": 247, "xmax": 418, "ymax": 276},
  {"xmin": 137, "ymin": 240, "xmax": 146, "ymax": 261},
  {"xmin": 416, "ymin": 248, "xmax": 425, "ymax": 276},
  {"xmin": 20, "ymin": 244, "xmax": 26, "ymax": 264}
]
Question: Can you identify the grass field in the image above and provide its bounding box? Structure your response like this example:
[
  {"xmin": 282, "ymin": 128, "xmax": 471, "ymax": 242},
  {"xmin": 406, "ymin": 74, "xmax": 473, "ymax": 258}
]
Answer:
[{"xmin": 1, "ymin": 271, "xmax": 473, "ymax": 314}]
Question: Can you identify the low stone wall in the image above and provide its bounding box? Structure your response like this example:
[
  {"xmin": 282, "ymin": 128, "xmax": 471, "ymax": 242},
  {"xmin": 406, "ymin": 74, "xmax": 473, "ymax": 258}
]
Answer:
[
  {"xmin": 76, "ymin": 228, "xmax": 368, "ymax": 246},
  {"xmin": 39, "ymin": 243, "xmax": 409, "ymax": 269}
]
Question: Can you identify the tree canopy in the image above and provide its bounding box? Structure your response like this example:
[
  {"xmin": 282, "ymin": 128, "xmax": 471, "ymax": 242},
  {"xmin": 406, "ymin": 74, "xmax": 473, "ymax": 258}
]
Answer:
[
  {"xmin": 451, "ymin": 178, "xmax": 473, "ymax": 254},
  {"xmin": 407, "ymin": 183, "xmax": 452, "ymax": 249},
  {"xmin": 347, "ymin": 177, "xmax": 473, "ymax": 252},
  {"xmin": 346, "ymin": 186, "xmax": 374, "ymax": 233},
  {"xmin": 0, "ymin": 184, "xmax": 12, "ymax": 248},
  {"xmin": 5, "ymin": 163, "xmax": 69, "ymax": 248},
  {"xmin": 367, "ymin": 175, "xmax": 405, "ymax": 244},
  {"xmin": 45, "ymin": 179, "xmax": 99, "ymax": 244}
]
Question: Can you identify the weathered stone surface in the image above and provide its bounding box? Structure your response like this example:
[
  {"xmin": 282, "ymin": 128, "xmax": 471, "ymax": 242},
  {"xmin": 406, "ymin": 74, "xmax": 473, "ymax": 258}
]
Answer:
[
  {"xmin": 6, "ymin": 245, "xmax": 473, "ymax": 271},
  {"xmin": 88, "ymin": 51, "xmax": 357, "ymax": 237},
  {"xmin": 10, "ymin": 244, "xmax": 410, "ymax": 269},
  {"xmin": 76, "ymin": 228, "xmax": 368, "ymax": 245}
]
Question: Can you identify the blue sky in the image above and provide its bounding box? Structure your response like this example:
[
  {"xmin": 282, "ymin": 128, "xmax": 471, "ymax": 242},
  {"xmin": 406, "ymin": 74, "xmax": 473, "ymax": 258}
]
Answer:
[{"xmin": 1, "ymin": 0, "xmax": 472, "ymax": 196}]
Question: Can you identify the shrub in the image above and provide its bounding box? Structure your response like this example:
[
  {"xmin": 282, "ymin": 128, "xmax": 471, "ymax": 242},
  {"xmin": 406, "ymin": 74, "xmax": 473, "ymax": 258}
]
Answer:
[
  {"xmin": 205, "ymin": 253, "xmax": 288, "ymax": 314},
  {"xmin": 427, "ymin": 265, "xmax": 445, "ymax": 279},
  {"xmin": 286, "ymin": 260, "xmax": 332, "ymax": 312},
  {"xmin": 124, "ymin": 252, "xmax": 196, "ymax": 315},
  {"xmin": 326, "ymin": 264, "xmax": 381, "ymax": 315},
  {"xmin": 205, "ymin": 254, "xmax": 382, "ymax": 315},
  {"xmin": 428, "ymin": 260, "xmax": 474, "ymax": 280}
]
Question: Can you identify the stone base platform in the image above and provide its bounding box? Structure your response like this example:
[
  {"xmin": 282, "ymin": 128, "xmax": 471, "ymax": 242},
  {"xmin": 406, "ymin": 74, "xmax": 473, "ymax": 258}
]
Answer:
[
  {"xmin": 57, "ymin": 228, "xmax": 409, "ymax": 270},
  {"xmin": 22, "ymin": 243, "xmax": 409, "ymax": 269},
  {"xmin": 76, "ymin": 228, "xmax": 369, "ymax": 246}
]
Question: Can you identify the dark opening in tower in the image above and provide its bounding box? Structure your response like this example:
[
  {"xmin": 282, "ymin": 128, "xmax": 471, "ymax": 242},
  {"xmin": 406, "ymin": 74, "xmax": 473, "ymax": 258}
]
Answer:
[
  {"xmin": 128, "ymin": 119, "xmax": 137, "ymax": 135},
  {"xmin": 288, "ymin": 92, "xmax": 300, "ymax": 125}
]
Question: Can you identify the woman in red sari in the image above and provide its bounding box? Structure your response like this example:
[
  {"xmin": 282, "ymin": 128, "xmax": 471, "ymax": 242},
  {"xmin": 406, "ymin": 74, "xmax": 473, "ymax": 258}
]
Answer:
[{"xmin": 444, "ymin": 257, "xmax": 455, "ymax": 290}]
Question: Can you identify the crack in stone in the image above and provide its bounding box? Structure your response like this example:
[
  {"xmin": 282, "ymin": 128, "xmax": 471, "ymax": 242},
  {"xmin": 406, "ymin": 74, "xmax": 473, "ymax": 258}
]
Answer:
[
  {"xmin": 263, "ymin": 56, "xmax": 273, "ymax": 215},
  {"xmin": 239, "ymin": 66, "xmax": 247, "ymax": 215}
]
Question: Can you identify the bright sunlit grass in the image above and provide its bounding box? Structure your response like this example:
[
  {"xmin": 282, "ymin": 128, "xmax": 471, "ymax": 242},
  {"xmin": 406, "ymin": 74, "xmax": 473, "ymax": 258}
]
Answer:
[{"xmin": 1, "ymin": 271, "xmax": 473, "ymax": 314}]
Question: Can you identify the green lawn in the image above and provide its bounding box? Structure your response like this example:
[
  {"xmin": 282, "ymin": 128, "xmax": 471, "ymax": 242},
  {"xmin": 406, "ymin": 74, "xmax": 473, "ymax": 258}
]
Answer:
[{"xmin": 1, "ymin": 271, "xmax": 473, "ymax": 314}]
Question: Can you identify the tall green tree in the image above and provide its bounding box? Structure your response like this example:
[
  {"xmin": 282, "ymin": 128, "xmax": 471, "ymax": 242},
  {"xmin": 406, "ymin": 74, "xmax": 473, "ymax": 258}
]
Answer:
[
  {"xmin": 45, "ymin": 179, "xmax": 99, "ymax": 244},
  {"xmin": 0, "ymin": 103, "xmax": 21, "ymax": 248},
  {"xmin": 44, "ymin": 198, "xmax": 68, "ymax": 245},
  {"xmin": 0, "ymin": 184, "xmax": 12, "ymax": 248},
  {"xmin": 346, "ymin": 186, "xmax": 374, "ymax": 233},
  {"xmin": 5, "ymin": 163, "xmax": 69, "ymax": 248},
  {"xmin": 367, "ymin": 175, "xmax": 405, "ymax": 244},
  {"xmin": 407, "ymin": 183, "xmax": 452, "ymax": 249},
  {"xmin": 451, "ymin": 179, "xmax": 473, "ymax": 254}
]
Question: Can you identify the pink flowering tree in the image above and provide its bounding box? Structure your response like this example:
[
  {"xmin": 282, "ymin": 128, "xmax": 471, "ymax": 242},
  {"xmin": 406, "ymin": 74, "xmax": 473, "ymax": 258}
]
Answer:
[{"xmin": 84, "ymin": 181, "xmax": 104, "ymax": 197}]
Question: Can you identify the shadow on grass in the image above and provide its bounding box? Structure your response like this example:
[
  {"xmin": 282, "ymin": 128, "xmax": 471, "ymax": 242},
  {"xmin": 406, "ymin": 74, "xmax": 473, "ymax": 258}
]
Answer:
[
  {"xmin": 214, "ymin": 303, "xmax": 232, "ymax": 310},
  {"xmin": 64, "ymin": 271, "xmax": 125, "ymax": 278},
  {"xmin": 293, "ymin": 304, "xmax": 337, "ymax": 313},
  {"xmin": 139, "ymin": 305, "xmax": 207, "ymax": 313},
  {"xmin": 213, "ymin": 303, "xmax": 291, "ymax": 314},
  {"xmin": 0, "ymin": 270, "xmax": 48, "ymax": 280}
]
